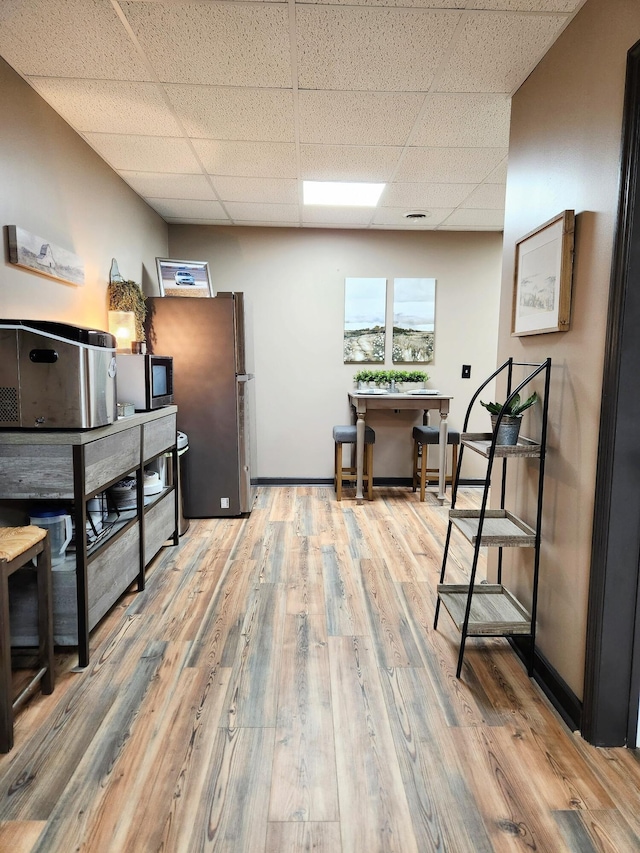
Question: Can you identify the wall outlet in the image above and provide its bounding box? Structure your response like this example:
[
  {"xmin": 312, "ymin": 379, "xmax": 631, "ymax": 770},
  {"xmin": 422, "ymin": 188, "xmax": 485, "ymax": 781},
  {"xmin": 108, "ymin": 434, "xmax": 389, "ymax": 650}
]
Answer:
[
  {"xmin": 220, "ymin": 497, "xmax": 230, "ymax": 508},
  {"xmin": 462, "ymin": 364, "xmax": 471, "ymax": 379}
]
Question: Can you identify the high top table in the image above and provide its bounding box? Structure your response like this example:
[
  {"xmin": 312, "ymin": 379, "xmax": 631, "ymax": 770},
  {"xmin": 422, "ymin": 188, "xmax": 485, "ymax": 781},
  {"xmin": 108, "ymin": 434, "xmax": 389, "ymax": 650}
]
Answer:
[{"xmin": 348, "ymin": 391, "xmax": 453, "ymax": 503}]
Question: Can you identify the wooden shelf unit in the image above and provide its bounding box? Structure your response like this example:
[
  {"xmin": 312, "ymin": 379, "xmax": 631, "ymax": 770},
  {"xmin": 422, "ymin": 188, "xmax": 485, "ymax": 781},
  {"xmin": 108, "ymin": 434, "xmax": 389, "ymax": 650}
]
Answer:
[
  {"xmin": 434, "ymin": 358, "xmax": 551, "ymax": 678},
  {"xmin": 0, "ymin": 407, "xmax": 179, "ymax": 666}
]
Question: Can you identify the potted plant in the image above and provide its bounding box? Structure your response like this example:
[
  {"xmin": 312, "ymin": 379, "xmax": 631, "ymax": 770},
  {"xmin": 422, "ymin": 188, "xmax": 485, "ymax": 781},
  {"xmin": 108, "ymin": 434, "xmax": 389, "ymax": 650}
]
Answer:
[
  {"xmin": 353, "ymin": 368, "xmax": 428, "ymax": 391},
  {"xmin": 480, "ymin": 391, "xmax": 538, "ymax": 445}
]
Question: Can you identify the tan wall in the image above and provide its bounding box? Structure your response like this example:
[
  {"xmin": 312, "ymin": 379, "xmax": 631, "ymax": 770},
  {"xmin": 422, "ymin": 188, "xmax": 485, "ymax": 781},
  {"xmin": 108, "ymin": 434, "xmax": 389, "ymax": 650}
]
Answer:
[
  {"xmin": 499, "ymin": 0, "xmax": 640, "ymax": 698},
  {"xmin": 0, "ymin": 57, "xmax": 167, "ymax": 329},
  {"xmin": 168, "ymin": 225, "xmax": 502, "ymax": 480}
]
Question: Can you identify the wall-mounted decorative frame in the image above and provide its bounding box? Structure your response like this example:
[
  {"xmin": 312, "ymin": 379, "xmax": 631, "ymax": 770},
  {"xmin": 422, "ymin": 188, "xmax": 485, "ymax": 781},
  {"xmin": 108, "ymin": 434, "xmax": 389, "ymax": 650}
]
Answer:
[
  {"xmin": 392, "ymin": 277, "xmax": 435, "ymax": 363},
  {"xmin": 343, "ymin": 277, "xmax": 386, "ymax": 363},
  {"xmin": 156, "ymin": 257, "xmax": 213, "ymax": 297},
  {"xmin": 7, "ymin": 225, "xmax": 84, "ymax": 286},
  {"xmin": 512, "ymin": 210, "xmax": 575, "ymax": 336}
]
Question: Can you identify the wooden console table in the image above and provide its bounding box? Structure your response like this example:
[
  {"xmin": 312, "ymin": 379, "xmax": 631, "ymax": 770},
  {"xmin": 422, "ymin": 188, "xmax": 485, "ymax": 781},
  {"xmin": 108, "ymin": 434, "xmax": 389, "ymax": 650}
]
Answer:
[
  {"xmin": 348, "ymin": 391, "xmax": 453, "ymax": 502},
  {"xmin": 0, "ymin": 407, "xmax": 179, "ymax": 667}
]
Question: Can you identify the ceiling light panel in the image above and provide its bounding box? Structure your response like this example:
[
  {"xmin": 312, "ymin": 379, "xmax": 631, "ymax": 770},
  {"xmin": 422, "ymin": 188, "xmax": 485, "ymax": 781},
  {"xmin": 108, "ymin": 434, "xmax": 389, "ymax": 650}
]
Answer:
[
  {"xmin": 120, "ymin": 2, "xmax": 291, "ymax": 87},
  {"xmin": 28, "ymin": 79, "xmax": 182, "ymax": 136},
  {"xmin": 192, "ymin": 140, "xmax": 298, "ymax": 179},
  {"xmin": 0, "ymin": 0, "xmax": 149, "ymax": 80},
  {"xmin": 436, "ymin": 12, "xmax": 568, "ymax": 93},
  {"xmin": 298, "ymin": 91, "xmax": 425, "ymax": 146},
  {"xmin": 303, "ymin": 182, "xmax": 385, "ymax": 206},
  {"xmin": 83, "ymin": 134, "xmax": 202, "ymax": 174},
  {"xmin": 165, "ymin": 85, "xmax": 295, "ymax": 142},
  {"xmin": 297, "ymin": 7, "xmax": 461, "ymax": 91},
  {"xmin": 300, "ymin": 145, "xmax": 402, "ymax": 182}
]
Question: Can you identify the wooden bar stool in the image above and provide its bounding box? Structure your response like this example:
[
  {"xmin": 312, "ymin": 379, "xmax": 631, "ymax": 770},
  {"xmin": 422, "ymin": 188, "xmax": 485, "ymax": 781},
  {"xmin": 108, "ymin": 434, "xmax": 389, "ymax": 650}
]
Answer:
[
  {"xmin": 412, "ymin": 425, "xmax": 460, "ymax": 501},
  {"xmin": 0, "ymin": 526, "xmax": 55, "ymax": 753},
  {"xmin": 333, "ymin": 425, "xmax": 375, "ymax": 501}
]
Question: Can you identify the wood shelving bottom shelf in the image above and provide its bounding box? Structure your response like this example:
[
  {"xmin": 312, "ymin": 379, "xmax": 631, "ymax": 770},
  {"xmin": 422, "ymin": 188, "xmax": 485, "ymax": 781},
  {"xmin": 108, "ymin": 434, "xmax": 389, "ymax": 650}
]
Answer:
[{"xmin": 436, "ymin": 583, "xmax": 532, "ymax": 635}]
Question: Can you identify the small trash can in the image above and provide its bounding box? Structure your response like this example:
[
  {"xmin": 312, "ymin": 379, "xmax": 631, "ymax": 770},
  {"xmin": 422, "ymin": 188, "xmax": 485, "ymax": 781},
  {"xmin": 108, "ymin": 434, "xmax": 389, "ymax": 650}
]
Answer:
[{"xmin": 163, "ymin": 431, "xmax": 190, "ymax": 536}]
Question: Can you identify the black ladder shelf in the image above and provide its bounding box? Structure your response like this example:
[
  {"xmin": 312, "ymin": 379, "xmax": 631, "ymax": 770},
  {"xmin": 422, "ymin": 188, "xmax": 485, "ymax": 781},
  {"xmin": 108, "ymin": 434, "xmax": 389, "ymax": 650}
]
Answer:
[{"xmin": 434, "ymin": 357, "xmax": 551, "ymax": 678}]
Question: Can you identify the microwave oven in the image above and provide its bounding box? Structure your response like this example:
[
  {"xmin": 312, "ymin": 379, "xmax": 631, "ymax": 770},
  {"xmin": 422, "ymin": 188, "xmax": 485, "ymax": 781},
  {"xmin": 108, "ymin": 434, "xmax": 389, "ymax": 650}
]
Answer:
[{"xmin": 116, "ymin": 353, "xmax": 174, "ymax": 411}]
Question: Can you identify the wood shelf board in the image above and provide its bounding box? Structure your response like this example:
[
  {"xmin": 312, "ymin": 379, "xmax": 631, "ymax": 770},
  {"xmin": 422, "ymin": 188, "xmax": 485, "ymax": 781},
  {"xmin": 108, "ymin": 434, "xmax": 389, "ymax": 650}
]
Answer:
[
  {"xmin": 436, "ymin": 584, "xmax": 532, "ymax": 635},
  {"xmin": 449, "ymin": 509, "xmax": 536, "ymax": 546},
  {"xmin": 461, "ymin": 433, "xmax": 541, "ymax": 458}
]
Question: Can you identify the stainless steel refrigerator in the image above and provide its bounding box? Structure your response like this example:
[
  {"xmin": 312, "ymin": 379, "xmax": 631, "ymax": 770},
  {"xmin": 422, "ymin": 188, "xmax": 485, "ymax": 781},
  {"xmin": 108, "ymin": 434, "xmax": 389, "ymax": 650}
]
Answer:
[{"xmin": 145, "ymin": 293, "xmax": 256, "ymax": 517}]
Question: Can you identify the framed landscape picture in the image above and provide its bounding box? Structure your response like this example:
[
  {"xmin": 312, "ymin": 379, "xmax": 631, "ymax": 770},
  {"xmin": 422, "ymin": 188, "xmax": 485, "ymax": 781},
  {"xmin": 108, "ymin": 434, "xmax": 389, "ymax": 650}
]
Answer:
[
  {"xmin": 8, "ymin": 225, "xmax": 84, "ymax": 286},
  {"xmin": 512, "ymin": 210, "xmax": 575, "ymax": 336},
  {"xmin": 156, "ymin": 257, "xmax": 213, "ymax": 297},
  {"xmin": 343, "ymin": 277, "xmax": 386, "ymax": 363},
  {"xmin": 392, "ymin": 277, "xmax": 435, "ymax": 363}
]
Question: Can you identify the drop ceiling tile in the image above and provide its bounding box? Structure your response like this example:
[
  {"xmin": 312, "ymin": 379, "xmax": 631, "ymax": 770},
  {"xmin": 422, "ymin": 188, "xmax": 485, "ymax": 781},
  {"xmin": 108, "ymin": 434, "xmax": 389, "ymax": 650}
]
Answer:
[
  {"xmin": 193, "ymin": 140, "xmax": 298, "ymax": 178},
  {"xmin": 442, "ymin": 209, "xmax": 505, "ymax": 228},
  {"xmin": 297, "ymin": 7, "xmax": 461, "ymax": 91},
  {"xmin": 411, "ymin": 94, "xmax": 511, "ymax": 148},
  {"xmin": 164, "ymin": 218, "xmax": 231, "ymax": 226},
  {"xmin": 436, "ymin": 13, "xmax": 567, "ymax": 93},
  {"xmin": 485, "ymin": 158, "xmax": 509, "ymax": 183},
  {"xmin": 211, "ymin": 177, "xmax": 298, "ymax": 204},
  {"xmin": 372, "ymin": 207, "xmax": 453, "ymax": 226},
  {"xmin": 381, "ymin": 182, "xmax": 477, "ymax": 208},
  {"xmin": 84, "ymin": 134, "xmax": 201, "ymax": 173},
  {"xmin": 299, "ymin": 91, "xmax": 424, "ymax": 145},
  {"xmin": 166, "ymin": 85, "xmax": 294, "ymax": 142},
  {"xmin": 146, "ymin": 198, "xmax": 227, "ymax": 220},
  {"xmin": 121, "ymin": 2, "xmax": 291, "ymax": 86},
  {"xmin": 0, "ymin": 0, "xmax": 150, "ymax": 80},
  {"xmin": 299, "ymin": 0, "xmax": 461, "ymax": 6},
  {"xmin": 467, "ymin": 1, "xmax": 583, "ymax": 10},
  {"xmin": 461, "ymin": 183, "xmax": 506, "ymax": 209},
  {"xmin": 119, "ymin": 172, "xmax": 216, "ymax": 201},
  {"xmin": 225, "ymin": 202, "xmax": 300, "ymax": 223},
  {"xmin": 28, "ymin": 79, "xmax": 182, "ymax": 136},
  {"xmin": 300, "ymin": 145, "xmax": 402, "ymax": 181},
  {"xmin": 302, "ymin": 207, "xmax": 375, "ymax": 226},
  {"xmin": 396, "ymin": 148, "xmax": 508, "ymax": 183}
]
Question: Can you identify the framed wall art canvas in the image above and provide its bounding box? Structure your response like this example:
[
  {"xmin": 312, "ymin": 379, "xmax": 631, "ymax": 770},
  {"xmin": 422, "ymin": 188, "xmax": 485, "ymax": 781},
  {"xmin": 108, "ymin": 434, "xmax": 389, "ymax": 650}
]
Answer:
[
  {"xmin": 392, "ymin": 277, "xmax": 435, "ymax": 363},
  {"xmin": 343, "ymin": 277, "xmax": 386, "ymax": 363},
  {"xmin": 512, "ymin": 210, "xmax": 575, "ymax": 336},
  {"xmin": 156, "ymin": 257, "xmax": 213, "ymax": 297},
  {"xmin": 8, "ymin": 225, "xmax": 84, "ymax": 286}
]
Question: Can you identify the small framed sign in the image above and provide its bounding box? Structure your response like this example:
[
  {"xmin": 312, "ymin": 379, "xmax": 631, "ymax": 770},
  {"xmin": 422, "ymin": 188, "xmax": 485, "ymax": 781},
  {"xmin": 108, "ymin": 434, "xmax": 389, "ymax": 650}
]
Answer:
[{"xmin": 156, "ymin": 257, "xmax": 213, "ymax": 297}]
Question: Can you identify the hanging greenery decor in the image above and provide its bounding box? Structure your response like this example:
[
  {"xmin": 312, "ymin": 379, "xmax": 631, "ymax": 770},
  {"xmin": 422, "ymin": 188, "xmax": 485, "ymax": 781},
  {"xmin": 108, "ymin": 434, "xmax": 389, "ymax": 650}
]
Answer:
[{"xmin": 107, "ymin": 279, "xmax": 147, "ymax": 341}]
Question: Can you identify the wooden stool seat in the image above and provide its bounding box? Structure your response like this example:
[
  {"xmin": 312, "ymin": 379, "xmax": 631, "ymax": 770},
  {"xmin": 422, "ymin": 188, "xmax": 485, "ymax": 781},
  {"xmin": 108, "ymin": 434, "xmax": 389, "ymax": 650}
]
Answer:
[
  {"xmin": 412, "ymin": 425, "xmax": 460, "ymax": 501},
  {"xmin": 0, "ymin": 525, "xmax": 55, "ymax": 753},
  {"xmin": 333, "ymin": 425, "xmax": 375, "ymax": 501}
]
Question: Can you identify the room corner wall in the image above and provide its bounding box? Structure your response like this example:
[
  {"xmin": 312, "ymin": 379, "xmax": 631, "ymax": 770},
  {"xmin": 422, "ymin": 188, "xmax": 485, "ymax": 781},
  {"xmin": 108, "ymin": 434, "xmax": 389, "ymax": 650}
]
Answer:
[
  {"xmin": 0, "ymin": 56, "xmax": 168, "ymax": 330},
  {"xmin": 498, "ymin": 0, "xmax": 640, "ymax": 701}
]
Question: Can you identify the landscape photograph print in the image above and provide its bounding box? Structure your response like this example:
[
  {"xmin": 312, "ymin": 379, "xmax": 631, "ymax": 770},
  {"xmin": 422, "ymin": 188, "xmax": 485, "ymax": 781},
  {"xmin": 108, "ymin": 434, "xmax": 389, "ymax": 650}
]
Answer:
[
  {"xmin": 392, "ymin": 277, "xmax": 435, "ymax": 363},
  {"xmin": 343, "ymin": 277, "xmax": 386, "ymax": 363}
]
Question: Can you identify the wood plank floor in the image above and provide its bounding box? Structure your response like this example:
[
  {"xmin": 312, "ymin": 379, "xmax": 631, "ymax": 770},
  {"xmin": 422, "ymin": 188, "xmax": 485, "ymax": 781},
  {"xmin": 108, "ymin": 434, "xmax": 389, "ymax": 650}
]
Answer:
[{"xmin": 1, "ymin": 486, "xmax": 640, "ymax": 852}]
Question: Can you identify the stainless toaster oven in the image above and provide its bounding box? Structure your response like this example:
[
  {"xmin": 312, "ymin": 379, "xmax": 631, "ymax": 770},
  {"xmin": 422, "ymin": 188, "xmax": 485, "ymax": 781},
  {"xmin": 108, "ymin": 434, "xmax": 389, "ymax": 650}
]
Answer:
[{"xmin": 0, "ymin": 319, "xmax": 117, "ymax": 429}]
